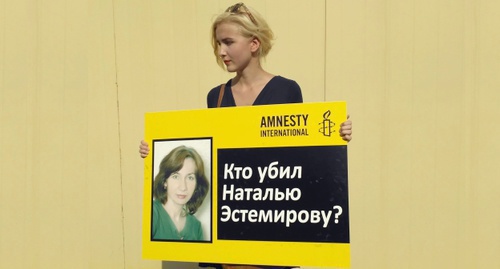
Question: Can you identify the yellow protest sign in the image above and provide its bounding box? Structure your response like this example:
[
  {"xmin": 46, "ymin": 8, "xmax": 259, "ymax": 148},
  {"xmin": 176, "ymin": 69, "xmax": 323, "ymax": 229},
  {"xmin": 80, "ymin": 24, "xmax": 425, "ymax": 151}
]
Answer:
[{"xmin": 143, "ymin": 101, "xmax": 350, "ymax": 268}]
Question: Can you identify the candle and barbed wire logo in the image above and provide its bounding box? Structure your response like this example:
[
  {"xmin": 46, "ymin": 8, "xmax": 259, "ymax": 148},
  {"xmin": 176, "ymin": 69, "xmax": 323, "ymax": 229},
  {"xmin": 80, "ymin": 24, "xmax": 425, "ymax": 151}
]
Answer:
[{"xmin": 319, "ymin": 110, "xmax": 335, "ymax": 136}]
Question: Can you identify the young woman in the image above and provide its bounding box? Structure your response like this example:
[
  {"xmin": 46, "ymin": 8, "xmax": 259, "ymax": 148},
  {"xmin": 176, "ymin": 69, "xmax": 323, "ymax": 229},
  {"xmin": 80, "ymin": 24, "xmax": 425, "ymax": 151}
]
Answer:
[
  {"xmin": 141, "ymin": 2, "xmax": 352, "ymax": 268},
  {"xmin": 139, "ymin": 2, "xmax": 352, "ymax": 158},
  {"xmin": 152, "ymin": 145, "xmax": 209, "ymax": 241}
]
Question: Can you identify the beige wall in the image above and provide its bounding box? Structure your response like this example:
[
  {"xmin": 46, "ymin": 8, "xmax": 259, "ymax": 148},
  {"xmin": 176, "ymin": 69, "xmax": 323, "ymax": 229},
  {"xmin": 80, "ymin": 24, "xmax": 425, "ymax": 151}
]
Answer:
[{"xmin": 1, "ymin": 0, "xmax": 498, "ymax": 268}]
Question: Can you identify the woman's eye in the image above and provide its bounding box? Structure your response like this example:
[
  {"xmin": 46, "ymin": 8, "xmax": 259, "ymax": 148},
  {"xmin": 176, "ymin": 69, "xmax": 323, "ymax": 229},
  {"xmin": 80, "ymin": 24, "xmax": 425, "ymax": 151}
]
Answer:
[
  {"xmin": 188, "ymin": 175, "xmax": 196, "ymax": 181},
  {"xmin": 171, "ymin": 174, "xmax": 179, "ymax": 180}
]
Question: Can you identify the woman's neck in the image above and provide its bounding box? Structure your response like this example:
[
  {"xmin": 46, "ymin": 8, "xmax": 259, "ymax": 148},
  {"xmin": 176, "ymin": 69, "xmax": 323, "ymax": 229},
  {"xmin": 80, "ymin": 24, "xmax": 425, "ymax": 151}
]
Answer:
[
  {"xmin": 231, "ymin": 65, "xmax": 274, "ymax": 106},
  {"xmin": 233, "ymin": 65, "xmax": 273, "ymax": 87},
  {"xmin": 163, "ymin": 200, "xmax": 185, "ymax": 222}
]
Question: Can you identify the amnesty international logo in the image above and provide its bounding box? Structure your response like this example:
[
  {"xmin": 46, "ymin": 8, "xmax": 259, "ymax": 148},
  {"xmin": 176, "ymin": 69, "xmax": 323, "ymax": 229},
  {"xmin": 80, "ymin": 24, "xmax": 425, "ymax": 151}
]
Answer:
[
  {"xmin": 259, "ymin": 114, "xmax": 309, "ymax": 137},
  {"xmin": 319, "ymin": 110, "xmax": 335, "ymax": 137}
]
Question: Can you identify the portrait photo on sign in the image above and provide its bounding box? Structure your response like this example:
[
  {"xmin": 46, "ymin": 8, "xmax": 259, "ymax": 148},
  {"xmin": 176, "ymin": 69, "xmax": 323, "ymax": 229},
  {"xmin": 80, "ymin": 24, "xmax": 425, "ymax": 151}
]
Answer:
[{"xmin": 151, "ymin": 138, "xmax": 212, "ymax": 242}]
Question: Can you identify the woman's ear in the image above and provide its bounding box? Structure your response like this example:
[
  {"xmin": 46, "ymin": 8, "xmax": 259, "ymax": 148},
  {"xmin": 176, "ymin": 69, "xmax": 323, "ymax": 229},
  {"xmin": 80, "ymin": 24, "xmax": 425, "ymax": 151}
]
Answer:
[{"xmin": 250, "ymin": 37, "xmax": 261, "ymax": 53}]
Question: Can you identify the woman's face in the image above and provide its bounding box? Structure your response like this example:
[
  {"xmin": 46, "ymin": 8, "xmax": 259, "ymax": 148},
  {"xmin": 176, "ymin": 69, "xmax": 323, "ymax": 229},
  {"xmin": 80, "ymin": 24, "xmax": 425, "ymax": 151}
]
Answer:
[
  {"xmin": 165, "ymin": 157, "xmax": 197, "ymax": 206},
  {"xmin": 216, "ymin": 22, "xmax": 256, "ymax": 72}
]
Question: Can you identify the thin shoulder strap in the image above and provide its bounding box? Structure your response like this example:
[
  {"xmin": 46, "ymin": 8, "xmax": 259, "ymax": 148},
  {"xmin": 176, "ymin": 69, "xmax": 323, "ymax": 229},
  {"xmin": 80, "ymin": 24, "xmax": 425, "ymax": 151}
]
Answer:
[{"xmin": 217, "ymin": 83, "xmax": 225, "ymax": 107}]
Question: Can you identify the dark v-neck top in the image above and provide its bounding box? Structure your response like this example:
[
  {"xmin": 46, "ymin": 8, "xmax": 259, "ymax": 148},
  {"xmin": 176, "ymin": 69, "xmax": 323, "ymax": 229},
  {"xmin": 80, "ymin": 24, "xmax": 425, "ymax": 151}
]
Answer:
[
  {"xmin": 206, "ymin": 76, "xmax": 303, "ymax": 108},
  {"xmin": 202, "ymin": 76, "xmax": 302, "ymax": 269}
]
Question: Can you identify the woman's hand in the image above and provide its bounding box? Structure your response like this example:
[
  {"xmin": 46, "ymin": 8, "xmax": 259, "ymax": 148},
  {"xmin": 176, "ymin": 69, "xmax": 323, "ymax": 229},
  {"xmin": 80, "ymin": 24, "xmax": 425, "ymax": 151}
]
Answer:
[
  {"xmin": 139, "ymin": 140, "xmax": 150, "ymax": 158},
  {"xmin": 340, "ymin": 115, "xmax": 352, "ymax": 142}
]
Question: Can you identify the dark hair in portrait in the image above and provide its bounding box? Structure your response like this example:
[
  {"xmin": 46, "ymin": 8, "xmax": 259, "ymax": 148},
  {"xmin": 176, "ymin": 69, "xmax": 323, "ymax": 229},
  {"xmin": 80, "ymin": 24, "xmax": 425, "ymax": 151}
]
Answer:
[{"xmin": 153, "ymin": 145, "xmax": 209, "ymax": 214}]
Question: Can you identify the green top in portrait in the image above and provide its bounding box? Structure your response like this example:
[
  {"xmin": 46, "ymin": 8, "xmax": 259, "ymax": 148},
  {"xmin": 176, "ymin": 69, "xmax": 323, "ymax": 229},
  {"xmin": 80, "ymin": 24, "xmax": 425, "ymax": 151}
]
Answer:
[{"xmin": 152, "ymin": 199, "xmax": 203, "ymax": 241}]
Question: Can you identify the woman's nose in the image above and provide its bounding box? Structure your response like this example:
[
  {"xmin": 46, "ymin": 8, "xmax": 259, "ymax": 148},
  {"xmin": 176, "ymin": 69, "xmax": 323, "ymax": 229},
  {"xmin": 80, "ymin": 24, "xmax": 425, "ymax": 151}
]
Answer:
[
  {"xmin": 219, "ymin": 46, "xmax": 226, "ymax": 57},
  {"xmin": 180, "ymin": 178, "xmax": 187, "ymax": 190}
]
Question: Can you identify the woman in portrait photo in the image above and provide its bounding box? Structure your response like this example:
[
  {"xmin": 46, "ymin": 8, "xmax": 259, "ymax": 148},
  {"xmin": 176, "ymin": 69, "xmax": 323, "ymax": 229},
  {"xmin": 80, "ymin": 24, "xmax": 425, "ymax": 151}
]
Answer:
[{"xmin": 152, "ymin": 145, "xmax": 209, "ymax": 241}]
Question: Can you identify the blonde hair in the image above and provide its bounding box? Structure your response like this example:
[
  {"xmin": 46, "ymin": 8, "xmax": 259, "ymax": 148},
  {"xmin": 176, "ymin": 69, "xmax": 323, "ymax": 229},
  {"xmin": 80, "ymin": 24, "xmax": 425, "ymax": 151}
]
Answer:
[{"xmin": 211, "ymin": 3, "xmax": 274, "ymax": 69}]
